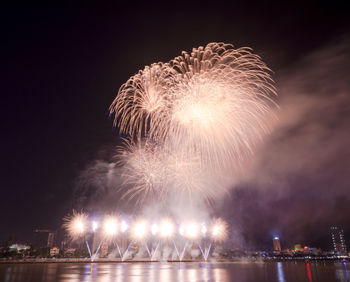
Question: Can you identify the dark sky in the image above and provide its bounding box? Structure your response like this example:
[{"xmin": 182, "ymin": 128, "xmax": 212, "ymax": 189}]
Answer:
[{"xmin": 1, "ymin": 5, "xmax": 349, "ymax": 250}]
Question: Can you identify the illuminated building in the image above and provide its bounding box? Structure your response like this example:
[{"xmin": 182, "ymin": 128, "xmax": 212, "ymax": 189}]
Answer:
[
  {"xmin": 64, "ymin": 248, "xmax": 76, "ymax": 257},
  {"xmin": 294, "ymin": 244, "xmax": 302, "ymax": 252},
  {"xmin": 273, "ymin": 237, "xmax": 281, "ymax": 253},
  {"xmin": 9, "ymin": 244, "xmax": 30, "ymax": 253},
  {"xmin": 331, "ymin": 226, "xmax": 347, "ymax": 255},
  {"xmin": 50, "ymin": 247, "xmax": 60, "ymax": 257},
  {"xmin": 47, "ymin": 232, "xmax": 55, "ymax": 248}
]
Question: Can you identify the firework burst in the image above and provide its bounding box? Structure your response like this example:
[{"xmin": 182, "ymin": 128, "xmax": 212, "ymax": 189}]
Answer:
[
  {"xmin": 110, "ymin": 63, "xmax": 176, "ymax": 139},
  {"xmin": 118, "ymin": 138, "xmax": 228, "ymax": 202},
  {"xmin": 110, "ymin": 42, "xmax": 277, "ymax": 203},
  {"xmin": 117, "ymin": 139, "xmax": 167, "ymax": 203},
  {"xmin": 63, "ymin": 211, "xmax": 89, "ymax": 240},
  {"xmin": 210, "ymin": 218, "xmax": 228, "ymax": 242},
  {"xmin": 167, "ymin": 43, "xmax": 276, "ymax": 168}
]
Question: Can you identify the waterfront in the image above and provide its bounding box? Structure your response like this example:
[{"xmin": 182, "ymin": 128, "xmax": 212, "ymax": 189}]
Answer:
[{"xmin": 0, "ymin": 261, "xmax": 349, "ymax": 282}]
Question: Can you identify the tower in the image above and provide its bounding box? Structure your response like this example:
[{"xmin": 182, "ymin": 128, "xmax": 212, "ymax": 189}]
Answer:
[
  {"xmin": 273, "ymin": 237, "xmax": 281, "ymax": 253},
  {"xmin": 331, "ymin": 227, "xmax": 347, "ymax": 255}
]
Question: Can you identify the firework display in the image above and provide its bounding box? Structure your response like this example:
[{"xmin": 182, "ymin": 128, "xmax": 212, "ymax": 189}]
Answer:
[
  {"xmin": 63, "ymin": 43, "xmax": 276, "ymax": 260},
  {"xmin": 117, "ymin": 138, "xmax": 225, "ymax": 202},
  {"xmin": 110, "ymin": 42, "xmax": 276, "ymax": 202},
  {"xmin": 64, "ymin": 212, "xmax": 227, "ymax": 261},
  {"xmin": 63, "ymin": 211, "xmax": 89, "ymax": 240}
]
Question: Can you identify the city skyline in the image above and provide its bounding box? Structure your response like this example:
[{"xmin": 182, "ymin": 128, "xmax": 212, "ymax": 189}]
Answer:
[{"xmin": 1, "ymin": 6, "xmax": 350, "ymax": 252}]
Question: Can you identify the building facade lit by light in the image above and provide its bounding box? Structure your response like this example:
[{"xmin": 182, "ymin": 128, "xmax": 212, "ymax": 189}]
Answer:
[
  {"xmin": 294, "ymin": 244, "xmax": 303, "ymax": 252},
  {"xmin": 273, "ymin": 236, "xmax": 281, "ymax": 253},
  {"xmin": 331, "ymin": 226, "xmax": 347, "ymax": 255}
]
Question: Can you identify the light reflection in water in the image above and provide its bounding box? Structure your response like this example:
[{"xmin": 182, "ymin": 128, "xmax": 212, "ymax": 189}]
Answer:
[
  {"xmin": 42, "ymin": 264, "xmax": 58, "ymax": 281},
  {"xmin": 335, "ymin": 261, "xmax": 350, "ymax": 282},
  {"xmin": 3, "ymin": 261, "xmax": 350, "ymax": 282},
  {"xmin": 177, "ymin": 262, "xmax": 186, "ymax": 282},
  {"xmin": 116, "ymin": 264, "xmax": 124, "ymax": 282},
  {"xmin": 148, "ymin": 262, "xmax": 157, "ymax": 282},
  {"xmin": 306, "ymin": 263, "xmax": 313, "ymax": 282},
  {"xmin": 4, "ymin": 267, "xmax": 11, "ymax": 282},
  {"xmin": 160, "ymin": 264, "xmax": 172, "ymax": 282},
  {"xmin": 130, "ymin": 264, "xmax": 143, "ymax": 282},
  {"xmin": 344, "ymin": 262, "xmax": 349, "ymax": 280},
  {"xmin": 277, "ymin": 262, "xmax": 286, "ymax": 282},
  {"xmin": 201, "ymin": 262, "xmax": 210, "ymax": 281},
  {"xmin": 187, "ymin": 268, "xmax": 197, "ymax": 281},
  {"xmin": 213, "ymin": 266, "xmax": 225, "ymax": 281}
]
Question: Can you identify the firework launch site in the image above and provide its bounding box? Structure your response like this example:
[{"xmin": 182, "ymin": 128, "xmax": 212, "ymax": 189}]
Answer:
[
  {"xmin": 52, "ymin": 43, "xmax": 273, "ymax": 263},
  {"xmin": 2, "ymin": 42, "xmax": 275, "ymax": 263}
]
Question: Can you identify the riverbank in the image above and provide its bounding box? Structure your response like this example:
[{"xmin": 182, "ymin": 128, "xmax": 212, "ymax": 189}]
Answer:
[{"xmin": 0, "ymin": 257, "xmax": 348, "ymax": 264}]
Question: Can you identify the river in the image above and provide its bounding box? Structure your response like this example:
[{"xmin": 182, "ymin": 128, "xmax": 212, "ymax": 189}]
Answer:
[{"xmin": 0, "ymin": 261, "xmax": 349, "ymax": 281}]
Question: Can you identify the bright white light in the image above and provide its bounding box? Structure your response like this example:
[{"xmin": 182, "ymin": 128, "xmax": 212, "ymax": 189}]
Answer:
[
  {"xmin": 151, "ymin": 223, "xmax": 158, "ymax": 236},
  {"xmin": 92, "ymin": 221, "xmax": 98, "ymax": 232},
  {"xmin": 121, "ymin": 220, "xmax": 128, "ymax": 233},
  {"xmin": 75, "ymin": 220, "xmax": 84, "ymax": 233},
  {"xmin": 160, "ymin": 220, "xmax": 174, "ymax": 238},
  {"xmin": 201, "ymin": 224, "xmax": 207, "ymax": 235},
  {"xmin": 64, "ymin": 212, "xmax": 88, "ymax": 239},
  {"xmin": 104, "ymin": 217, "xmax": 118, "ymax": 236},
  {"xmin": 211, "ymin": 219, "xmax": 227, "ymax": 241},
  {"xmin": 212, "ymin": 226, "xmax": 220, "ymax": 236},
  {"xmin": 179, "ymin": 225, "xmax": 184, "ymax": 236},
  {"xmin": 132, "ymin": 220, "xmax": 148, "ymax": 240},
  {"xmin": 185, "ymin": 222, "xmax": 199, "ymax": 239}
]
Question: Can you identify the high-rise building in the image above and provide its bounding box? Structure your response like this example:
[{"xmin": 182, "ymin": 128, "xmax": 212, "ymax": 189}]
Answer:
[
  {"xmin": 33, "ymin": 229, "xmax": 56, "ymax": 248},
  {"xmin": 47, "ymin": 232, "xmax": 56, "ymax": 248},
  {"xmin": 273, "ymin": 237, "xmax": 281, "ymax": 253},
  {"xmin": 331, "ymin": 227, "xmax": 347, "ymax": 254}
]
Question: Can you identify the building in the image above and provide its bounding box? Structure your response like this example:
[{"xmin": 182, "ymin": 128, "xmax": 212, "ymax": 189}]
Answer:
[
  {"xmin": 64, "ymin": 248, "xmax": 76, "ymax": 257},
  {"xmin": 294, "ymin": 244, "xmax": 303, "ymax": 252},
  {"xmin": 47, "ymin": 232, "xmax": 55, "ymax": 248},
  {"xmin": 33, "ymin": 229, "xmax": 57, "ymax": 248},
  {"xmin": 273, "ymin": 237, "xmax": 281, "ymax": 253},
  {"xmin": 331, "ymin": 226, "xmax": 347, "ymax": 255},
  {"xmin": 306, "ymin": 247, "xmax": 322, "ymax": 255},
  {"xmin": 9, "ymin": 244, "xmax": 30, "ymax": 253},
  {"xmin": 50, "ymin": 247, "xmax": 60, "ymax": 257}
]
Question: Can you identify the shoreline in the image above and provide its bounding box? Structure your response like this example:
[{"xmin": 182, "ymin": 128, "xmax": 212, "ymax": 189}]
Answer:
[{"xmin": 0, "ymin": 257, "xmax": 348, "ymax": 264}]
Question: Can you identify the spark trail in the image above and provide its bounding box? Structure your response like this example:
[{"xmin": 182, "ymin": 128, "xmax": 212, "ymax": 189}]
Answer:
[{"xmin": 110, "ymin": 42, "xmax": 277, "ymax": 204}]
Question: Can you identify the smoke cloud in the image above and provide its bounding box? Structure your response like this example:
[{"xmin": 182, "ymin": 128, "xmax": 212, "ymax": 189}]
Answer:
[
  {"xmin": 218, "ymin": 37, "xmax": 350, "ymax": 249},
  {"xmin": 72, "ymin": 38, "xmax": 350, "ymax": 250}
]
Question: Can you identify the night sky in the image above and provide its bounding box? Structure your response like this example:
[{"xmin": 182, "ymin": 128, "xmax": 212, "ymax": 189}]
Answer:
[{"xmin": 1, "ymin": 5, "xmax": 349, "ymax": 251}]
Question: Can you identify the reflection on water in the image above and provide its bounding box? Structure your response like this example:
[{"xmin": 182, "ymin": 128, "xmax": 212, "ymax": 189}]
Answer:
[
  {"xmin": 277, "ymin": 262, "xmax": 286, "ymax": 282},
  {"xmin": 306, "ymin": 262, "xmax": 313, "ymax": 282},
  {"xmin": 0, "ymin": 261, "xmax": 349, "ymax": 282},
  {"xmin": 5, "ymin": 266, "xmax": 11, "ymax": 282},
  {"xmin": 344, "ymin": 262, "xmax": 349, "ymax": 280},
  {"xmin": 335, "ymin": 262, "xmax": 350, "ymax": 282}
]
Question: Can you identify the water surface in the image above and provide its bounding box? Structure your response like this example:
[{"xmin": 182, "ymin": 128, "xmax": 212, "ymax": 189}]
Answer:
[{"xmin": 0, "ymin": 261, "xmax": 349, "ymax": 281}]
